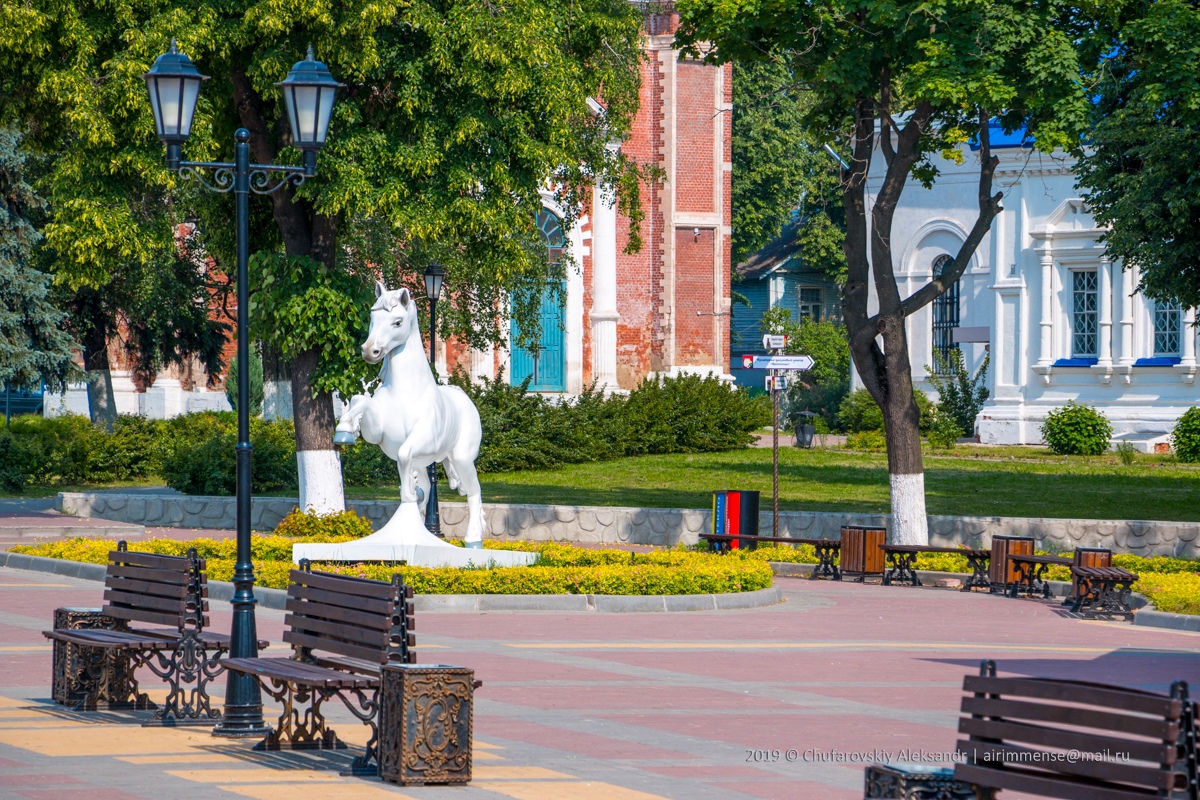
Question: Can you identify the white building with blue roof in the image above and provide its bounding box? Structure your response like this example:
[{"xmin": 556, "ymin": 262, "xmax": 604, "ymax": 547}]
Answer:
[{"xmin": 860, "ymin": 126, "xmax": 1198, "ymax": 447}]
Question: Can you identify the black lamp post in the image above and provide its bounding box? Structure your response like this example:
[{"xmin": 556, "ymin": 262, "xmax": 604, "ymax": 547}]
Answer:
[
  {"xmin": 423, "ymin": 263, "xmax": 445, "ymax": 538},
  {"xmin": 143, "ymin": 41, "xmax": 342, "ymax": 737}
]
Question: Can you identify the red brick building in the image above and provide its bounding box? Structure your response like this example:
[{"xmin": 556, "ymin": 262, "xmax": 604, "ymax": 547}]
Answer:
[{"xmin": 448, "ymin": 8, "xmax": 734, "ymax": 393}]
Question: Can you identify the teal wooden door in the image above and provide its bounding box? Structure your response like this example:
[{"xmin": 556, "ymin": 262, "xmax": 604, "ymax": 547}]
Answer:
[
  {"xmin": 511, "ymin": 282, "xmax": 565, "ymax": 391},
  {"xmin": 511, "ymin": 209, "xmax": 567, "ymax": 392}
]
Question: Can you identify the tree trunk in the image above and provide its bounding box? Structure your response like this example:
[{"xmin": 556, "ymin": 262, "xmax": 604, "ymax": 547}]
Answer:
[
  {"xmin": 232, "ymin": 71, "xmax": 344, "ymax": 511},
  {"xmin": 262, "ymin": 344, "xmax": 292, "ymax": 421},
  {"xmin": 879, "ymin": 321, "xmax": 928, "ymax": 545},
  {"xmin": 290, "ymin": 346, "xmax": 343, "ymax": 513},
  {"xmin": 78, "ymin": 295, "xmax": 117, "ymax": 431}
]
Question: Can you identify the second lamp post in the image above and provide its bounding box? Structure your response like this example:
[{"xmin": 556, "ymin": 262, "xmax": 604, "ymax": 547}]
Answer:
[{"xmin": 423, "ymin": 263, "xmax": 445, "ymax": 537}]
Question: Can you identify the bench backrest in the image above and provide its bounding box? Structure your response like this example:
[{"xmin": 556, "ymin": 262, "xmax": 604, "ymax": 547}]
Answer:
[
  {"xmin": 284, "ymin": 563, "xmax": 415, "ymax": 666},
  {"xmin": 102, "ymin": 541, "xmax": 208, "ymax": 632},
  {"xmin": 954, "ymin": 660, "xmax": 1198, "ymax": 800}
]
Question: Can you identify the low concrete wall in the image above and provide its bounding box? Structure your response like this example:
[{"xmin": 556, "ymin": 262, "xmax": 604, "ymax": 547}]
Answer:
[{"xmin": 56, "ymin": 492, "xmax": 1200, "ymax": 558}]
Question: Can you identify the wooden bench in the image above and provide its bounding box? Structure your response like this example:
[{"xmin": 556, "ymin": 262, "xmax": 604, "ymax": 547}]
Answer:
[
  {"xmin": 954, "ymin": 659, "xmax": 1198, "ymax": 799},
  {"xmin": 699, "ymin": 533, "xmax": 841, "ymax": 580},
  {"xmin": 223, "ymin": 561, "xmax": 415, "ymax": 776},
  {"xmin": 879, "ymin": 545, "xmax": 991, "ymax": 591},
  {"xmin": 42, "ymin": 541, "xmax": 248, "ymax": 725},
  {"xmin": 1007, "ymin": 553, "xmax": 1072, "ymax": 599},
  {"xmin": 1071, "ymin": 566, "xmax": 1140, "ymax": 621}
]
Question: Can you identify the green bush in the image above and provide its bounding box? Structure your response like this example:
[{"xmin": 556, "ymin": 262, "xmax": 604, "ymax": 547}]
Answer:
[
  {"xmin": 838, "ymin": 388, "xmax": 935, "ymax": 433},
  {"xmin": 927, "ymin": 412, "xmax": 962, "ymax": 449},
  {"xmin": 274, "ymin": 508, "xmax": 374, "ymax": 538},
  {"xmin": 451, "ymin": 371, "xmax": 769, "ymax": 473},
  {"xmin": 1172, "ymin": 408, "xmax": 1200, "ymax": 463},
  {"xmin": 1115, "ymin": 440, "xmax": 1137, "ymax": 466},
  {"xmin": 160, "ymin": 415, "xmax": 297, "ymax": 495},
  {"xmin": 925, "ymin": 348, "xmax": 989, "ymax": 437},
  {"xmin": 341, "ymin": 440, "xmax": 397, "ymax": 487},
  {"xmin": 846, "ymin": 429, "xmax": 887, "ymax": 451},
  {"xmin": 1041, "ymin": 401, "xmax": 1113, "ymax": 456}
]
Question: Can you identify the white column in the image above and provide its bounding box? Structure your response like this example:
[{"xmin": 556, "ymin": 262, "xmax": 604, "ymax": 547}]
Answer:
[
  {"xmin": 1118, "ymin": 264, "xmax": 1135, "ymax": 365},
  {"xmin": 1038, "ymin": 249, "xmax": 1054, "ymax": 366},
  {"xmin": 469, "ymin": 343, "xmax": 494, "ymax": 383},
  {"xmin": 1097, "ymin": 256, "xmax": 1113, "ymax": 366},
  {"xmin": 591, "ymin": 166, "xmax": 620, "ymax": 391},
  {"xmin": 1183, "ymin": 308, "xmax": 1197, "ymax": 367}
]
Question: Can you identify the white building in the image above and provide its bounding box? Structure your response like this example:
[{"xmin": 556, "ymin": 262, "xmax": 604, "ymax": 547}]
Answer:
[{"xmin": 861, "ymin": 135, "xmax": 1198, "ymax": 446}]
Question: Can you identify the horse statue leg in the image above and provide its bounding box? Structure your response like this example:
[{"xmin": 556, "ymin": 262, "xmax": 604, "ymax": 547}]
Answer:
[
  {"xmin": 444, "ymin": 457, "xmax": 485, "ymax": 548},
  {"xmin": 333, "ymin": 393, "xmax": 370, "ymax": 445}
]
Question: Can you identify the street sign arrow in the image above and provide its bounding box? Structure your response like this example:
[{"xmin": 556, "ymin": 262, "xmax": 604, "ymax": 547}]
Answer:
[{"xmin": 751, "ymin": 355, "xmax": 814, "ymax": 370}]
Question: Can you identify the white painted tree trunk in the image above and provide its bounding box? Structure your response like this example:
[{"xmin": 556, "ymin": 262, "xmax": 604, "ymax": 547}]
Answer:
[
  {"xmin": 297, "ymin": 449, "xmax": 345, "ymax": 514},
  {"xmin": 889, "ymin": 472, "xmax": 929, "ymax": 545}
]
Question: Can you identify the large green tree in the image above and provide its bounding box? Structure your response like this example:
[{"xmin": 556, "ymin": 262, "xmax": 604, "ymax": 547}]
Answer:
[
  {"xmin": 1076, "ymin": 0, "xmax": 1200, "ymax": 309},
  {"xmin": 679, "ymin": 0, "xmax": 1089, "ymax": 543},
  {"xmin": 0, "ymin": 130, "xmax": 76, "ymax": 395},
  {"xmin": 0, "ymin": 0, "xmax": 647, "ymax": 509}
]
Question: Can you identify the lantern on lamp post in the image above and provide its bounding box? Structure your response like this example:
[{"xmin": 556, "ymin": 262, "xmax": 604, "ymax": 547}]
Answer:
[{"xmin": 143, "ymin": 41, "xmax": 342, "ymax": 737}]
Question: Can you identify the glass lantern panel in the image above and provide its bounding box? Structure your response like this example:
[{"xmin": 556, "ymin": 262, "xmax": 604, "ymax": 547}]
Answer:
[
  {"xmin": 315, "ymin": 86, "xmax": 336, "ymax": 145},
  {"xmin": 178, "ymin": 78, "xmax": 201, "ymax": 137},
  {"xmin": 154, "ymin": 77, "xmax": 183, "ymax": 135},
  {"xmin": 291, "ymin": 86, "xmax": 320, "ymax": 144},
  {"xmin": 146, "ymin": 79, "xmax": 165, "ymax": 136}
]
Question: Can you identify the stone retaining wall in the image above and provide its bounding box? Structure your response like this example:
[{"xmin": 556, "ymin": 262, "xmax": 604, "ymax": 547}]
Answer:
[{"xmin": 56, "ymin": 492, "xmax": 1200, "ymax": 557}]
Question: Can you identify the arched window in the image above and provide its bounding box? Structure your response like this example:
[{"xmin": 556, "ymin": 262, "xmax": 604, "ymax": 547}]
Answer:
[
  {"xmin": 931, "ymin": 254, "xmax": 960, "ymax": 372},
  {"xmin": 537, "ymin": 208, "xmax": 564, "ymax": 263}
]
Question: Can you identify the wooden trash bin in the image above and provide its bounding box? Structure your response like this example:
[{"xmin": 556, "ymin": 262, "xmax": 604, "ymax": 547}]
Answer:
[
  {"xmin": 379, "ymin": 664, "xmax": 475, "ymax": 786},
  {"xmin": 840, "ymin": 526, "xmax": 886, "ymax": 582},
  {"xmin": 989, "ymin": 536, "xmax": 1034, "ymax": 594},
  {"xmin": 1071, "ymin": 547, "xmax": 1112, "ymax": 601}
]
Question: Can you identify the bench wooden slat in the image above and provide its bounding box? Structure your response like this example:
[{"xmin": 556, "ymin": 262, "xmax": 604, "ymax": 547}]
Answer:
[
  {"xmin": 102, "ymin": 605, "xmax": 192, "ymax": 629},
  {"xmin": 109, "ymin": 550, "xmax": 193, "ymax": 571},
  {"xmin": 288, "ymin": 584, "xmax": 394, "ymax": 616},
  {"xmin": 223, "ymin": 657, "xmax": 378, "ymax": 690},
  {"xmin": 960, "ymin": 695, "xmax": 1179, "ymax": 740},
  {"xmin": 104, "ymin": 563, "xmax": 192, "ymax": 585},
  {"xmin": 284, "ymin": 613, "xmax": 389, "ymax": 650},
  {"xmin": 103, "ymin": 577, "xmax": 190, "ymax": 600},
  {"xmin": 292, "ymin": 569, "xmax": 395, "ymax": 600},
  {"xmin": 955, "ymin": 760, "xmax": 1170, "ymax": 800},
  {"xmin": 963, "ymin": 675, "xmax": 1183, "ymax": 718},
  {"xmin": 103, "ymin": 589, "xmax": 188, "ymax": 615},
  {"xmin": 956, "ymin": 738, "xmax": 1177, "ymax": 791},
  {"xmin": 44, "ymin": 628, "xmax": 179, "ymax": 648},
  {"xmin": 282, "ymin": 597, "xmax": 392, "ymax": 632},
  {"xmin": 958, "ymin": 717, "xmax": 1175, "ymax": 769},
  {"xmin": 283, "ymin": 630, "xmax": 389, "ymax": 665}
]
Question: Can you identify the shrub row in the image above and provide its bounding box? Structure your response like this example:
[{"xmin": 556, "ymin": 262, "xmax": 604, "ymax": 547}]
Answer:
[
  {"xmin": 11, "ymin": 535, "xmax": 774, "ymax": 596},
  {"xmin": 0, "ymin": 373, "xmax": 768, "ymax": 493},
  {"xmin": 451, "ymin": 372, "xmax": 771, "ymax": 473}
]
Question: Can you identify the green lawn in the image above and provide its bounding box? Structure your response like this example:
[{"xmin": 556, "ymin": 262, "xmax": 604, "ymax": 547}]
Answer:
[
  {"xmin": 343, "ymin": 445, "xmax": 1200, "ymax": 522},
  {"xmin": 21, "ymin": 444, "xmax": 1200, "ymax": 523}
]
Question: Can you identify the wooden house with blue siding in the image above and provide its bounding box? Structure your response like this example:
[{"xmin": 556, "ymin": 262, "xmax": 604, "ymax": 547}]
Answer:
[{"xmin": 730, "ymin": 222, "xmax": 842, "ymax": 389}]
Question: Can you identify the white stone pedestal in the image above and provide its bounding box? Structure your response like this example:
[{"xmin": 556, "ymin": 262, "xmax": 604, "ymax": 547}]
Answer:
[{"xmin": 292, "ymin": 502, "xmax": 538, "ymax": 568}]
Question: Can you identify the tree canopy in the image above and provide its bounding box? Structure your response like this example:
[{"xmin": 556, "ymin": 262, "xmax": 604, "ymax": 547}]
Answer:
[
  {"xmin": 1076, "ymin": 0, "xmax": 1200, "ymax": 309},
  {"xmin": 677, "ymin": 0, "xmax": 1090, "ymax": 543},
  {"xmin": 0, "ymin": 130, "xmax": 76, "ymax": 393},
  {"xmin": 731, "ymin": 59, "xmax": 844, "ymax": 277}
]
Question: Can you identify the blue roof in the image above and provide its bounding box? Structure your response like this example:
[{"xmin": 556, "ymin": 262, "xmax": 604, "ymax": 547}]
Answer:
[{"xmin": 969, "ymin": 120, "xmax": 1033, "ymax": 151}]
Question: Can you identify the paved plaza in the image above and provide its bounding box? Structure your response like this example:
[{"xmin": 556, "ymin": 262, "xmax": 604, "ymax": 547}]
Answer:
[{"xmin": 0, "ymin": 566, "xmax": 1197, "ymax": 799}]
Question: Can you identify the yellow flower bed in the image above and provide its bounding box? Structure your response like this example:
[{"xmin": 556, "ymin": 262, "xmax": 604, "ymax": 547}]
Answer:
[
  {"xmin": 1135, "ymin": 573, "xmax": 1200, "ymax": 616},
  {"xmin": 11, "ymin": 536, "xmax": 773, "ymax": 596}
]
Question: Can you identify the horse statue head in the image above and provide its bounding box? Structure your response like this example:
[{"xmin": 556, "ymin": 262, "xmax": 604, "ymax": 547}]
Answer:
[{"xmin": 363, "ymin": 281, "xmax": 419, "ymax": 364}]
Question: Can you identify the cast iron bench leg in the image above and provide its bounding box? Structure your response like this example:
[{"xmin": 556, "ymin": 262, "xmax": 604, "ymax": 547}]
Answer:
[{"xmin": 135, "ymin": 631, "xmax": 224, "ymax": 726}]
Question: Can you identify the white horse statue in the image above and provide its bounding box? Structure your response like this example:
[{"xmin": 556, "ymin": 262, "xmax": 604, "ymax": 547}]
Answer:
[{"xmin": 292, "ymin": 282, "xmax": 537, "ymax": 569}]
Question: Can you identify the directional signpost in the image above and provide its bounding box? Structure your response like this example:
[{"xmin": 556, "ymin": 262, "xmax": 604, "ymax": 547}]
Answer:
[{"xmin": 755, "ymin": 340, "xmax": 814, "ymax": 537}]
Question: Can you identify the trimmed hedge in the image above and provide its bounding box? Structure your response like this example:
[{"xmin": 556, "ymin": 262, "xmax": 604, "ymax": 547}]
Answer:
[{"xmin": 10, "ymin": 536, "xmax": 774, "ymax": 596}]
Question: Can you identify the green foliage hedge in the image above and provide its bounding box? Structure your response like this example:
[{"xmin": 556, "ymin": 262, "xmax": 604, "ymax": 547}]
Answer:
[
  {"xmin": 0, "ymin": 373, "xmax": 768, "ymax": 493},
  {"xmin": 1041, "ymin": 401, "xmax": 1113, "ymax": 456},
  {"xmin": 838, "ymin": 388, "xmax": 935, "ymax": 434},
  {"xmin": 12, "ymin": 535, "xmax": 774, "ymax": 596},
  {"xmin": 1173, "ymin": 408, "xmax": 1200, "ymax": 463},
  {"xmin": 451, "ymin": 372, "xmax": 770, "ymax": 473}
]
